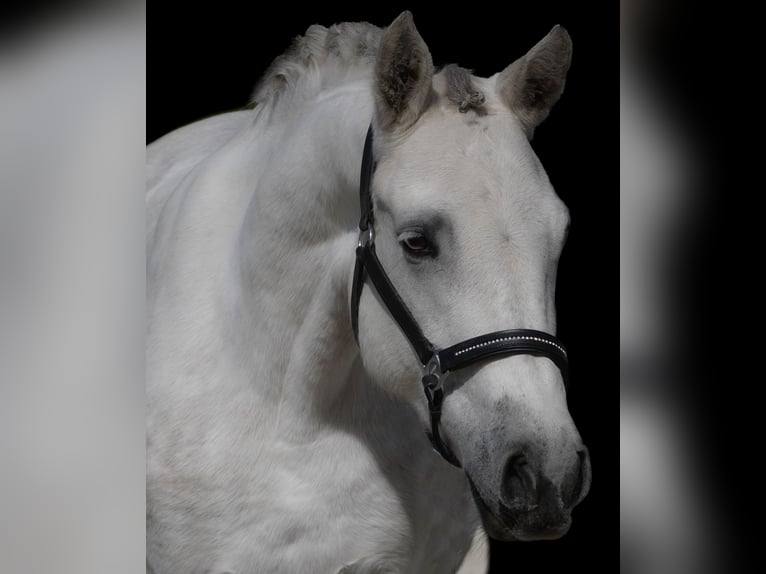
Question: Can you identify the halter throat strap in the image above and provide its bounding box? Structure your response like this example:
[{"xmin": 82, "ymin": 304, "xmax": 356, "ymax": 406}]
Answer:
[{"xmin": 350, "ymin": 126, "xmax": 568, "ymax": 469}]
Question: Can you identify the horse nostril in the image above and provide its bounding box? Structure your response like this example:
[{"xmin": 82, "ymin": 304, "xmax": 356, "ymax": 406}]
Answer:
[{"xmin": 501, "ymin": 452, "xmax": 538, "ymax": 511}]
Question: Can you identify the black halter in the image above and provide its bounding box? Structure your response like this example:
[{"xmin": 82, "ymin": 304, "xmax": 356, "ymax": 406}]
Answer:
[{"xmin": 350, "ymin": 126, "xmax": 569, "ymax": 468}]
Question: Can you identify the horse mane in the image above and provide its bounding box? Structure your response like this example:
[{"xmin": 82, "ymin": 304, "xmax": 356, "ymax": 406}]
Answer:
[
  {"xmin": 250, "ymin": 21, "xmax": 487, "ymax": 122},
  {"xmin": 251, "ymin": 22, "xmax": 382, "ymax": 119}
]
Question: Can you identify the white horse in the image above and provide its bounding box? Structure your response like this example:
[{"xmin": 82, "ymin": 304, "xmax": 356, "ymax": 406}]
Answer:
[{"xmin": 147, "ymin": 12, "xmax": 590, "ymax": 573}]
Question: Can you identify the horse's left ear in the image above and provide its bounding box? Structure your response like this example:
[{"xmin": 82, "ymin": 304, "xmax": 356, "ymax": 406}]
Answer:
[{"xmin": 496, "ymin": 25, "xmax": 572, "ymax": 139}]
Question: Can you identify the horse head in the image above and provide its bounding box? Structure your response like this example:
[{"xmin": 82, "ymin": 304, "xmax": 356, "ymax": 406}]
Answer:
[{"xmin": 354, "ymin": 12, "xmax": 590, "ymax": 541}]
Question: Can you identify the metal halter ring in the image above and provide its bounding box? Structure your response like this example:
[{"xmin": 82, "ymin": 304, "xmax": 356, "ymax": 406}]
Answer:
[{"xmin": 422, "ymin": 353, "xmax": 446, "ymax": 394}]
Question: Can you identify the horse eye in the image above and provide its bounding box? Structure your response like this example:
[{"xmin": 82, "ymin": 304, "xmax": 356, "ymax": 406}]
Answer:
[{"xmin": 399, "ymin": 234, "xmax": 435, "ymax": 257}]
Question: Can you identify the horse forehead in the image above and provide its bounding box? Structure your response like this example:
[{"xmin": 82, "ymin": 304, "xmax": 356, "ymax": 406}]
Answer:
[
  {"xmin": 398, "ymin": 111, "xmax": 530, "ymax": 164},
  {"xmin": 382, "ymin": 116, "xmax": 551, "ymax": 209}
]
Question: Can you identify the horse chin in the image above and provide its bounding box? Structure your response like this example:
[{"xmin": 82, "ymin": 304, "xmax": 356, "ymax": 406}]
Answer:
[{"xmin": 467, "ymin": 476, "xmax": 572, "ymax": 542}]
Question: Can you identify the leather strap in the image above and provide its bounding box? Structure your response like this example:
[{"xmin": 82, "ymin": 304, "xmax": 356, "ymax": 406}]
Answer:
[
  {"xmin": 358, "ymin": 126, "xmax": 375, "ymax": 232},
  {"xmin": 438, "ymin": 329, "xmax": 568, "ymax": 383},
  {"xmin": 351, "ymin": 127, "xmax": 379, "ymax": 343},
  {"xmin": 351, "ymin": 126, "xmax": 436, "ymax": 366},
  {"xmin": 356, "ymin": 243, "xmax": 434, "ymax": 366},
  {"xmin": 422, "ymin": 374, "xmax": 462, "ymax": 467}
]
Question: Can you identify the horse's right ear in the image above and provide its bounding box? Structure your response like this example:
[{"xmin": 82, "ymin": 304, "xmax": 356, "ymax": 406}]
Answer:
[{"xmin": 374, "ymin": 11, "xmax": 434, "ymax": 133}]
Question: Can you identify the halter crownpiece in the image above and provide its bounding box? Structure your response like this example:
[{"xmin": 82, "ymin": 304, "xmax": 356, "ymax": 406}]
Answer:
[{"xmin": 350, "ymin": 125, "xmax": 569, "ymax": 468}]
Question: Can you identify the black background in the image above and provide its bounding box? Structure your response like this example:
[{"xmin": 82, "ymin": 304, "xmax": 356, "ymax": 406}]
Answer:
[{"xmin": 149, "ymin": 2, "xmax": 615, "ymax": 571}]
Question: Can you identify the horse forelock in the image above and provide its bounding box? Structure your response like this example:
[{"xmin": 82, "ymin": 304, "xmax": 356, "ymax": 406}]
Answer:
[{"xmin": 441, "ymin": 64, "xmax": 487, "ymax": 115}]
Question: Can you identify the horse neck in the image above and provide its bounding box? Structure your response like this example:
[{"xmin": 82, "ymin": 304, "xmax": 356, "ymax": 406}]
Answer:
[{"xmin": 238, "ymin": 86, "xmax": 374, "ymax": 428}]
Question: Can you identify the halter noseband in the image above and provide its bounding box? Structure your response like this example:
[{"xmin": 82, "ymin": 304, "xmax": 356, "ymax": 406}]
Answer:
[{"xmin": 350, "ymin": 126, "xmax": 569, "ymax": 468}]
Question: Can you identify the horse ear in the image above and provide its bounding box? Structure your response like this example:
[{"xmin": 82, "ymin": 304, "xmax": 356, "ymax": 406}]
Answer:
[
  {"xmin": 374, "ymin": 11, "xmax": 434, "ymax": 133},
  {"xmin": 496, "ymin": 25, "xmax": 572, "ymax": 139}
]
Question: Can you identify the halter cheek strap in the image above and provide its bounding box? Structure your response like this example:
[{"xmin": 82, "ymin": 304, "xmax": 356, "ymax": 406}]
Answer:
[{"xmin": 350, "ymin": 126, "xmax": 569, "ymax": 469}]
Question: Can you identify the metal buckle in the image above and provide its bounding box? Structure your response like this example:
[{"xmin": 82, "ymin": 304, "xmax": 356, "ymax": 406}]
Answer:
[
  {"xmin": 357, "ymin": 226, "xmax": 374, "ymax": 249},
  {"xmin": 423, "ymin": 353, "xmax": 443, "ymax": 379},
  {"xmin": 421, "ymin": 353, "xmax": 446, "ymax": 401}
]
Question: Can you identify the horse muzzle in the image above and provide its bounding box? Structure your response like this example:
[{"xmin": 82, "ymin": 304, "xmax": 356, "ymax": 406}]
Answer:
[{"xmin": 468, "ymin": 445, "xmax": 591, "ymax": 541}]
